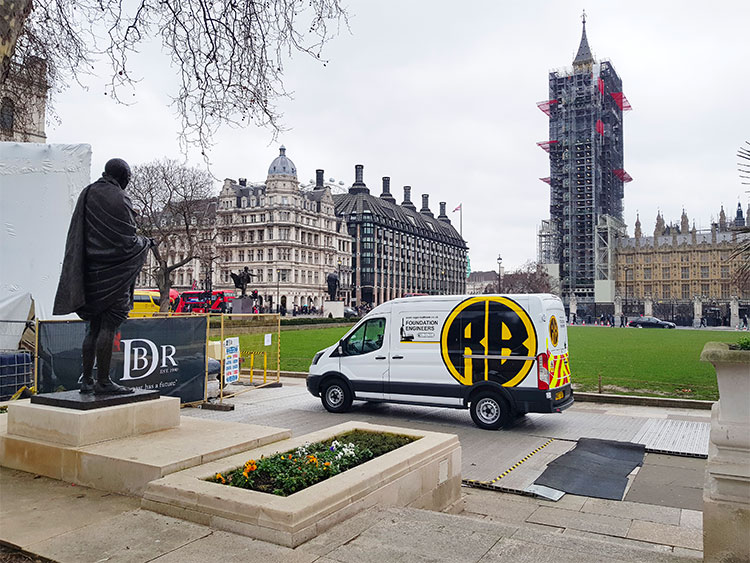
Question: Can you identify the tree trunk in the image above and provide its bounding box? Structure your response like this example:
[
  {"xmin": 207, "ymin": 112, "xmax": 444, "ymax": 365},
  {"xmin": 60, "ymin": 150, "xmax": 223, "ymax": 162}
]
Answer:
[
  {"xmin": 0, "ymin": 0, "xmax": 33, "ymax": 81},
  {"xmin": 156, "ymin": 259, "xmax": 172, "ymax": 313}
]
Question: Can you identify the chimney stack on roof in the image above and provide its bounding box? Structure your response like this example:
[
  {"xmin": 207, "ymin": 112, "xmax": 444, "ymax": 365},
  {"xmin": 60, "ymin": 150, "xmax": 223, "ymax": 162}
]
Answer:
[
  {"xmin": 315, "ymin": 169, "xmax": 324, "ymax": 189},
  {"xmin": 349, "ymin": 164, "xmax": 369, "ymax": 195},
  {"xmin": 401, "ymin": 186, "xmax": 416, "ymax": 210},
  {"xmin": 438, "ymin": 201, "xmax": 450, "ymax": 223},
  {"xmin": 420, "ymin": 194, "xmax": 434, "ymax": 217},
  {"xmin": 380, "ymin": 177, "xmax": 396, "ymax": 203},
  {"xmin": 239, "ymin": 178, "xmax": 247, "ymax": 186}
]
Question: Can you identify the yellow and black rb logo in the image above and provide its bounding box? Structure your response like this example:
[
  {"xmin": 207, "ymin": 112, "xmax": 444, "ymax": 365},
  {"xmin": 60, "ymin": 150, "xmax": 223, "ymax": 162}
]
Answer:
[{"xmin": 440, "ymin": 296, "xmax": 537, "ymax": 388}]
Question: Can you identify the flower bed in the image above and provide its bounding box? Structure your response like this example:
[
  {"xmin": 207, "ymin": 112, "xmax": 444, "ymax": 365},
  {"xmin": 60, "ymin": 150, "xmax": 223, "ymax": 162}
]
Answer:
[
  {"xmin": 142, "ymin": 421, "xmax": 462, "ymax": 547},
  {"xmin": 208, "ymin": 430, "xmax": 416, "ymax": 496}
]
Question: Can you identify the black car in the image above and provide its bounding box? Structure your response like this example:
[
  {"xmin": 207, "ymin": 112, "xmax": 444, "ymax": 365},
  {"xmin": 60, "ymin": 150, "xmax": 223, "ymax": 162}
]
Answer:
[
  {"xmin": 343, "ymin": 306, "xmax": 358, "ymax": 319},
  {"xmin": 628, "ymin": 316, "xmax": 676, "ymax": 329}
]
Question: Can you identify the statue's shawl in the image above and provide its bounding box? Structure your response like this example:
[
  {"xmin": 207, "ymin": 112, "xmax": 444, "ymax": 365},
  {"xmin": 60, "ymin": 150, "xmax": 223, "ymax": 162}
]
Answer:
[{"xmin": 53, "ymin": 176, "xmax": 149, "ymax": 317}]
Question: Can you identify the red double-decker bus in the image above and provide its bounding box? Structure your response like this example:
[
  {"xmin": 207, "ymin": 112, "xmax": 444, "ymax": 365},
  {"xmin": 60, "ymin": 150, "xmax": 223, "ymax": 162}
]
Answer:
[{"xmin": 175, "ymin": 290, "xmax": 234, "ymax": 313}]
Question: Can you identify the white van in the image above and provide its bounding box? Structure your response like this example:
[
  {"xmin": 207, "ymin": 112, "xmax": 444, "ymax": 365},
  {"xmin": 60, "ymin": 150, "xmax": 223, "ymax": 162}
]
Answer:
[{"xmin": 307, "ymin": 294, "xmax": 573, "ymax": 429}]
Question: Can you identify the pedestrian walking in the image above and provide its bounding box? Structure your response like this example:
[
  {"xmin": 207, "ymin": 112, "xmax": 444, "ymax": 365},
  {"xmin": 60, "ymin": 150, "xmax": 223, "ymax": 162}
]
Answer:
[{"xmin": 620, "ymin": 313, "xmax": 625, "ymax": 327}]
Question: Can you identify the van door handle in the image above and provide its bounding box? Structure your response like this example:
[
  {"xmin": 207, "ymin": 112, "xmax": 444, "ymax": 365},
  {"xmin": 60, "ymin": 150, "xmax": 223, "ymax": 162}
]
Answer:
[
  {"xmin": 392, "ymin": 355, "xmax": 404, "ymax": 359},
  {"xmin": 375, "ymin": 356, "xmax": 386, "ymax": 360}
]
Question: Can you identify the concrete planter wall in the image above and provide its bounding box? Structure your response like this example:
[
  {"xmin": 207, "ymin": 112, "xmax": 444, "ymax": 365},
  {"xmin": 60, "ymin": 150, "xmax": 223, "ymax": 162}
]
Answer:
[
  {"xmin": 700, "ymin": 342, "xmax": 750, "ymax": 562},
  {"xmin": 142, "ymin": 421, "xmax": 461, "ymax": 547}
]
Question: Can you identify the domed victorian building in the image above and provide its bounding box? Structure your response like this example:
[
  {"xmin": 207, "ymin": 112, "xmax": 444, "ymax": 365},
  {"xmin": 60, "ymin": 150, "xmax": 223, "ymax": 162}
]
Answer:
[{"xmin": 216, "ymin": 147, "xmax": 352, "ymax": 311}]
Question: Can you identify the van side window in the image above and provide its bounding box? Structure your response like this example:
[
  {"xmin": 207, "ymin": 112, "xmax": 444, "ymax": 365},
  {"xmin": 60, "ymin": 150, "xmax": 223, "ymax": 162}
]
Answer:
[{"xmin": 344, "ymin": 318, "xmax": 386, "ymax": 356}]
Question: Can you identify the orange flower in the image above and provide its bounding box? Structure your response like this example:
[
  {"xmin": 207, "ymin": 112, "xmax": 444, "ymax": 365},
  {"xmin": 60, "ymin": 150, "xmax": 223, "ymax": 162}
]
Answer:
[{"xmin": 323, "ymin": 461, "xmax": 330, "ymax": 467}]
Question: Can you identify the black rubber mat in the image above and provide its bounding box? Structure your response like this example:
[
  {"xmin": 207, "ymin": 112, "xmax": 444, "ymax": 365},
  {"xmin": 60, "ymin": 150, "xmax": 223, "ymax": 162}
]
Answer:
[{"xmin": 534, "ymin": 438, "xmax": 645, "ymax": 500}]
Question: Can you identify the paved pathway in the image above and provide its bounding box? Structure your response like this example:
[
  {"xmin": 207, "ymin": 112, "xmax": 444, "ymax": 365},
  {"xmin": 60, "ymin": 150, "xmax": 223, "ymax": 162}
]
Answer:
[{"xmin": 1, "ymin": 467, "xmax": 702, "ymax": 562}]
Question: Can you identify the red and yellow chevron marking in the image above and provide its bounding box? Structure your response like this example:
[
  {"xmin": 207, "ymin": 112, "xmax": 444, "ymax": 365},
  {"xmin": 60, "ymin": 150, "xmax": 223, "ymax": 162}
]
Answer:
[{"xmin": 549, "ymin": 352, "xmax": 570, "ymax": 388}]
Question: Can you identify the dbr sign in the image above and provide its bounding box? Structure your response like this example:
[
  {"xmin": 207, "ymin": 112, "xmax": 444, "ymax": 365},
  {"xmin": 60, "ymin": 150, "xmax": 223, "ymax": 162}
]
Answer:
[{"xmin": 121, "ymin": 338, "xmax": 177, "ymax": 380}]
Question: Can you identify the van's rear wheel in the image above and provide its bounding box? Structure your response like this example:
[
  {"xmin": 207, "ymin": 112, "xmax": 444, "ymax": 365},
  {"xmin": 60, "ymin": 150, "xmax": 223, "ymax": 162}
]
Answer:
[
  {"xmin": 470, "ymin": 391, "xmax": 511, "ymax": 430},
  {"xmin": 321, "ymin": 379, "xmax": 352, "ymax": 413}
]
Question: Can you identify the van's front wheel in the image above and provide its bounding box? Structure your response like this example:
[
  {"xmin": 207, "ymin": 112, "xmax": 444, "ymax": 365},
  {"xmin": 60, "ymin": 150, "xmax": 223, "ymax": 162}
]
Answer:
[
  {"xmin": 321, "ymin": 379, "xmax": 353, "ymax": 413},
  {"xmin": 470, "ymin": 392, "xmax": 511, "ymax": 430}
]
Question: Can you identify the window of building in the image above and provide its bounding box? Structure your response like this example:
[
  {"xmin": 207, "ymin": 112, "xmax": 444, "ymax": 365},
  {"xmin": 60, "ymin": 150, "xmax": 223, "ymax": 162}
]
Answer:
[
  {"xmin": 238, "ymin": 250, "xmax": 244, "ymax": 262},
  {"xmin": 644, "ymin": 268, "xmax": 652, "ymax": 280},
  {"xmin": 721, "ymin": 283, "xmax": 729, "ymax": 298},
  {"xmin": 662, "ymin": 267, "xmax": 670, "ymax": 280},
  {"xmin": 643, "ymin": 284, "xmax": 651, "ymax": 296},
  {"xmin": 701, "ymin": 266, "xmax": 709, "ymax": 279},
  {"xmin": 626, "ymin": 255, "xmax": 634, "ymax": 264},
  {"xmin": 682, "ymin": 284, "xmax": 690, "ymax": 299},
  {"xmin": 644, "ymin": 255, "xmax": 651, "ymax": 264},
  {"xmin": 0, "ymin": 97, "xmax": 14, "ymax": 131},
  {"xmin": 721, "ymin": 265, "xmax": 729, "ymax": 278},
  {"xmin": 661, "ymin": 254, "xmax": 669, "ymax": 263},
  {"xmin": 701, "ymin": 283, "xmax": 710, "ymax": 296},
  {"xmin": 681, "ymin": 267, "xmax": 690, "ymax": 279},
  {"xmin": 663, "ymin": 285, "xmax": 670, "ymax": 299}
]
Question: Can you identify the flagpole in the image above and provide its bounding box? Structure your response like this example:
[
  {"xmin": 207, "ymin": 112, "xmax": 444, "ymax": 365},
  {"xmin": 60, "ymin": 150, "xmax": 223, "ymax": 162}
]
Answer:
[{"xmin": 460, "ymin": 206, "xmax": 463, "ymax": 238}]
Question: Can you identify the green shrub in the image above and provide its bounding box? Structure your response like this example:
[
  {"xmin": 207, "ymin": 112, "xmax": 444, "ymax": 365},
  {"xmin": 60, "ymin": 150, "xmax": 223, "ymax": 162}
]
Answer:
[
  {"xmin": 281, "ymin": 317, "xmax": 355, "ymax": 326},
  {"xmin": 735, "ymin": 336, "xmax": 750, "ymax": 350},
  {"xmin": 207, "ymin": 430, "xmax": 416, "ymax": 496}
]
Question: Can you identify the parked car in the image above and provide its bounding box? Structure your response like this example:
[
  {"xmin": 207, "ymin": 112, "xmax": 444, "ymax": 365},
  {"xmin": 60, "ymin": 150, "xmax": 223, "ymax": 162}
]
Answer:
[
  {"xmin": 343, "ymin": 306, "xmax": 358, "ymax": 319},
  {"xmin": 628, "ymin": 316, "xmax": 676, "ymax": 329}
]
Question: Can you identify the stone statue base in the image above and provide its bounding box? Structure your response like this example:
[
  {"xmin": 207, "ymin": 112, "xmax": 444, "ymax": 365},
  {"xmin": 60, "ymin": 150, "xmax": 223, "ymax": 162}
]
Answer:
[
  {"xmin": 324, "ymin": 301, "xmax": 344, "ymax": 318},
  {"xmin": 233, "ymin": 297, "xmax": 254, "ymax": 314},
  {"xmin": 31, "ymin": 388, "xmax": 159, "ymax": 410}
]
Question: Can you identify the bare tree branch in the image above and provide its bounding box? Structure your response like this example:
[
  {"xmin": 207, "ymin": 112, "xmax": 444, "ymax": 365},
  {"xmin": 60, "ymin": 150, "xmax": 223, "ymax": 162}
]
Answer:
[
  {"xmin": 129, "ymin": 159, "xmax": 217, "ymax": 310},
  {"xmin": 1, "ymin": 0, "xmax": 348, "ymax": 153}
]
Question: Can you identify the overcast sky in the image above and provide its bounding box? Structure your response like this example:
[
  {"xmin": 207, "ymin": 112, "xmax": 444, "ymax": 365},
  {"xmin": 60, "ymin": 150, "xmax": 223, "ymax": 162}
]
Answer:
[{"xmin": 46, "ymin": 0, "xmax": 750, "ymax": 273}]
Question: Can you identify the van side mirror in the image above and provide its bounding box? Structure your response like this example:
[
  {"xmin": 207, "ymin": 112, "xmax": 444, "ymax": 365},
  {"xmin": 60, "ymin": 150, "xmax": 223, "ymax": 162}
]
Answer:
[{"xmin": 337, "ymin": 344, "xmax": 343, "ymax": 355}]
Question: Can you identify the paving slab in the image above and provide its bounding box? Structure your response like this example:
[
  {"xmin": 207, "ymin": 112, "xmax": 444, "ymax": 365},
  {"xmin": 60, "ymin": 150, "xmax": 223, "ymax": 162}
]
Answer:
[
  {"xmin": 679, "ymin": 509, "xmax": 703, "ymax": 530},
  {"xmin": 321, "ymin": 508, "xmax": 510, "ymax": 563},
  {"xmin": 527, "ymin": 505, "xmax": 632, "ymax": 537},
  {"xmin": 624, "ymin": 456, "xmax": 704, "ymax": 511},
  {"xmin": 513, "ymin": 526, "xmax": 699, "ymax": 562},
  {"xmin": 580, "ymin": 496, "xmax": 682, "ymax": 525},
  {"xmin": 627, "ymin": 519, "xmax": 704, "ymax": 551},
  {"xmin": 150, "ymin": 530, "xmax": 318, "ymax": 563},
  {"xmin": 478, "ymin": 537, "xmax": 607, "ymax": 563},
  {"xmin": 0, "ymin": 468, "xmax": 140, "ymax": 549},
  {"xmin": 26, "ymin": 510, "xmax": 212, "ymax": 563}
]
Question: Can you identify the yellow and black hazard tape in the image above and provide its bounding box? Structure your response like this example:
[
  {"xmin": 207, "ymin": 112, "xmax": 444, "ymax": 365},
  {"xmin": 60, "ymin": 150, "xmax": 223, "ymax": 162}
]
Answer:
[{"xmin": 462, "ymin": 439, "xmax": 555, "ymax": 488}]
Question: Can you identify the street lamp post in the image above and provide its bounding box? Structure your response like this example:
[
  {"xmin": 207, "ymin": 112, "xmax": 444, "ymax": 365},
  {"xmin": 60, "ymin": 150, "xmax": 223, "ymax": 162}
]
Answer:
[
  {"xmin": 497, "ymin": 254, "xmax": 503, "ymax": 293},
  {"xmin": 276, "ymin": 269, "xmax": 280, "ymax": 314},
  {"xmin": 337, "ymin": 258, "xmax": 342, "ymax": 301},
  {"xmin": 624, "ymin": 267, "xmax": 632, "ymax": 321}
]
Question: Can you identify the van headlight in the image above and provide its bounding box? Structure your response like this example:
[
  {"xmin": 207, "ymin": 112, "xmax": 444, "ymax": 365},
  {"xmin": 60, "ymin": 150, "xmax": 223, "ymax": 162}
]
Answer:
[{"xmin": 311, "ymin": 351, "xmax": 324, "ymax": 366}]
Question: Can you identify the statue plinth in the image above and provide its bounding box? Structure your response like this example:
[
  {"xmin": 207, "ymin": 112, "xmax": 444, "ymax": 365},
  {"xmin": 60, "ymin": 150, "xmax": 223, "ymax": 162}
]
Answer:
[
  {"xmin": 233, "ymin": 297, "xmax": 254, "ymax": 314},
  {"xmin": 31, "ymin": 388, "xmax": 159, "ymax": 410}
]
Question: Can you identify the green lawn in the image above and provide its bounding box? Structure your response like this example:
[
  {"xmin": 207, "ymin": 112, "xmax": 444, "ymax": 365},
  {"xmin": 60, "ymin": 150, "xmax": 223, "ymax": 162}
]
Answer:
[
  {"xmin": 566, "ymin": 326, "xmax": 741, "ymax": 400},
  {"xmin": 272, "ymin": 324, "xmax": 742, "ymax": 400},
  {"xmin": 280, "ymin": 326, "xmax": 350, "ymax": 372}
]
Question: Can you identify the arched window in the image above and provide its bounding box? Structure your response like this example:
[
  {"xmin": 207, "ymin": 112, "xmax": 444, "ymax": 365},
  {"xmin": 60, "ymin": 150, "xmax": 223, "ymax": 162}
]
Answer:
[{"xmin": 0, "ymin": 97, "xmax": 14, "ymax": 131}]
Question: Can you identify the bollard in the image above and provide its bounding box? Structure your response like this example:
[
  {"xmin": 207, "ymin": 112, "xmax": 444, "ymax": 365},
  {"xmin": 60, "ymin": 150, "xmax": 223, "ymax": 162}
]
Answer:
[
  {"xmin": 263, "ymin": 352, "xmax": 267, "ymax": 384},
  {"xmin": 598, "ymin": 374, "xmax": 602, "ymax": 394},
  {"xmin": 250, "ymin": 353, "xmax": 255, "ymax": 384}
]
